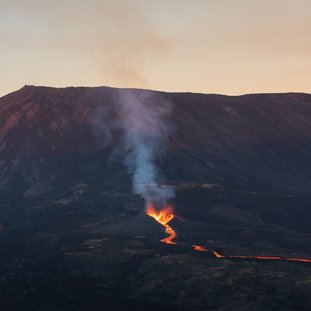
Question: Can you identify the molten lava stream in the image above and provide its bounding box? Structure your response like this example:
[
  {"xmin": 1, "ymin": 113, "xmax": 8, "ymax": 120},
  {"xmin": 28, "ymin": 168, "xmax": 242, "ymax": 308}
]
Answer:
[
  {"xmin": 146, "ymin": 202, "xmax": 177, "ymax": 244},
  {"xmin": 227, "ymin": 255, "xmax": 311, "ymax": 263},
  {"xmin": 146, "ymin": 204, "xmax": 311, "ymax": 263},
  {"xmin": 193, "ymin": 248, "xmax": 311, "ymax": 263},
  {"xmin": 192, "ymin": 245, "xmax": 208, "ymax": 252}
]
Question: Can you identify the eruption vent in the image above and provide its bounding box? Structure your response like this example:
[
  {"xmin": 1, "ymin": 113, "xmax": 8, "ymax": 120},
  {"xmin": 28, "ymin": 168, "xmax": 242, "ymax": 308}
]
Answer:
[
  {"xmin": 117, "ymin": 90, "xmax": 174, "ymax": 207},
  {"xmin": 146, "ymin": 202, "xmax": 176, "ymax": 244}
]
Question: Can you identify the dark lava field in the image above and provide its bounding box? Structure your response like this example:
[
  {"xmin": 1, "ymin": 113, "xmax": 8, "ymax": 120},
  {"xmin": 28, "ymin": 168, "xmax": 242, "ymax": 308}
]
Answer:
[{"xmin": 0, "ymin": 85, "xmax": 311, "ymax": 310}]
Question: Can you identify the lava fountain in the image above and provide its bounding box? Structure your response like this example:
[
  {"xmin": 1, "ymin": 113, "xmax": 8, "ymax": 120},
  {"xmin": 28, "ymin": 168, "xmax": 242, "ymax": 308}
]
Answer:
[{"xmin": 146, "ymin": 202, "xmax": 177, "ymax": 244}]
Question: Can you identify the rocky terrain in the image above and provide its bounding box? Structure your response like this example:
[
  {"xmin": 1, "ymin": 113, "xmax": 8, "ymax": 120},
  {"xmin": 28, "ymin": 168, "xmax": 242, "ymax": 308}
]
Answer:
[{"xmin": 0, "ymin": 85, "xmax": 311, "ymax": 310}]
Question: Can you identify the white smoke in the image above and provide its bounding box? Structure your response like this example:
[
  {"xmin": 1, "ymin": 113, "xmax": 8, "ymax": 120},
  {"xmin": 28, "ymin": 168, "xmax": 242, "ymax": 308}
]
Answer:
[{"xmin": 116, "ymin": 89, "xmax": 174, "ymax": 208}]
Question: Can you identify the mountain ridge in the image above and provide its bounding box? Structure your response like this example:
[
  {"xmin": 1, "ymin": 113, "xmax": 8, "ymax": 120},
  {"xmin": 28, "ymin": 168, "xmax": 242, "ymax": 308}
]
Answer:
[
  {"xmin": 1, "ymin": 85, "xmax": 311, "ymax": 198},
  {"xmin": 3, "ymin": 84, "xmax": 311, "ymax": 99}
]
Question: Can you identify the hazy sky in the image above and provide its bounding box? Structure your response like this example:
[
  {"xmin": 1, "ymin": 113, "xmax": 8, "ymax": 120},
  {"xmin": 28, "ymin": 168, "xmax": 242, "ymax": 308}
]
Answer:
[{"xmin": 1, "ymin": 0, "xmax": 310, "ymax": 96}]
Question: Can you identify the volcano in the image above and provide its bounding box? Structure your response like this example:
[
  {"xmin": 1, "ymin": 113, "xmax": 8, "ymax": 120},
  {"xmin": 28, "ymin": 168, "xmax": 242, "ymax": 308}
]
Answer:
[{"xmin": 0, "ymin": 85, "xmax": 311, "ymax": 310}]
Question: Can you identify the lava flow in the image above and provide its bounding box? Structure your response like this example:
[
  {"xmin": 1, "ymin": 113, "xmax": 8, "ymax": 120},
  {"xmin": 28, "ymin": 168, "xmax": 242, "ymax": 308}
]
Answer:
[
  {"xmin": 192, "ymin": 245, "xmax": 208, "ymax": 252},
  {"xmin": 192, "ymin": 243, "xmax": 311, "ymax": 263},
  {"xmin": 226, "ymin": 254, "xmax": 311, "ymax": 263},
  {"xmin": 146, "ymin": 202, "xmax": 177, "ymax": 244},
  {"xmin": 146, "ymin": 205, "xmax": 311, "ymax": 263}
]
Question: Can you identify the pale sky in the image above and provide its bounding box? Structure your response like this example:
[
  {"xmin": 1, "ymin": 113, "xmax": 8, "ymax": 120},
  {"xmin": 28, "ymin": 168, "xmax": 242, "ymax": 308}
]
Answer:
[{"xmin": 1, "ymin": 0, "xmax": 310, "ymax": 97}]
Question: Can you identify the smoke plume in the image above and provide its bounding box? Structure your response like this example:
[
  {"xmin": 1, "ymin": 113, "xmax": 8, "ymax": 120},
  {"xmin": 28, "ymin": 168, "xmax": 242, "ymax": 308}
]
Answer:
[{"xmin": 116, "ymin": 89, "xmax": 174, "ymax": 208}]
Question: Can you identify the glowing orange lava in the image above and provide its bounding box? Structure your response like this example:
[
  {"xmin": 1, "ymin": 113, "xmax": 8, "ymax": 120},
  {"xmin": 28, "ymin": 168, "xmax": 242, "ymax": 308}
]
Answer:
[
  {"xmin": 194, "ymin": 247, "xmax": 311, "ymax": 262},
  {"xmin": 192, "ymin": 245, "xmax": 208, "ymax": 252},
  {"xmin": 146, "ymin": 202, "xmax": 177, "ymax": 244},
  {"xmin": 227, "ymin": 255, "xmax": 311, "ymax": 263},
  {"xmin": 212, "ymin": 250, "xmax": 225, "ymax": 258},
  {"xmin": 146, "ymin": 203, "xmax": 311, "ymax": 263}
]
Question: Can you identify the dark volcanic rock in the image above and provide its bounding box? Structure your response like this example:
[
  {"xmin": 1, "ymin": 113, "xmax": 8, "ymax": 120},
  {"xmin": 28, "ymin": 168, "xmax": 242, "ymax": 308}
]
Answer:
[
  {"xmin": 23, "ymin": 181, "xmax": 55, "ymax": 200},
  {"xmin": 94, "ymin": 213, "xmax": 167, "ymax": 240},
  {"xmin": 0, "ymin": 86, "xmax": 311, "ymax": 310},
  {"xmin": 0, "ymin": 85, "xmax": 311, "ymax": 196}
]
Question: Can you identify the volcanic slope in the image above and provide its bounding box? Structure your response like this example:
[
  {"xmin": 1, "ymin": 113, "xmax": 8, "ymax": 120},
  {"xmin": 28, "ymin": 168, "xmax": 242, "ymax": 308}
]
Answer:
[{"xmin": 0, "ymin": 85, "xmax": 311, "ymax": 310}]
